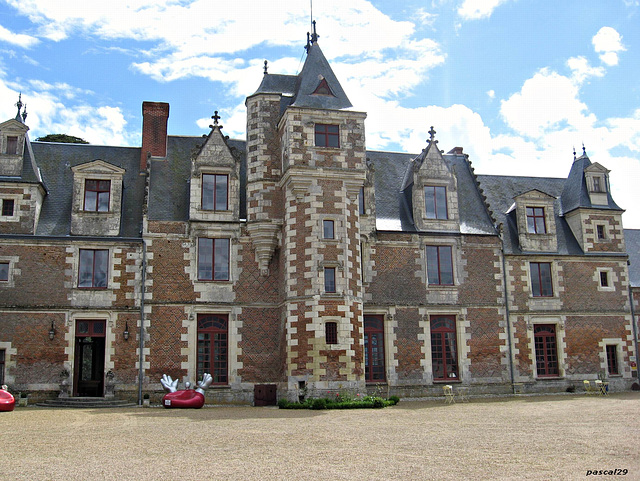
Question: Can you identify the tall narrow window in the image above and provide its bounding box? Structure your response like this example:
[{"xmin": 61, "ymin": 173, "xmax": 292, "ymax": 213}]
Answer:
[
  {"xmin": 606, "ymin": 345, "xmax": 618, "ymax": 375},
  {"xmin": 5, "ymin": 136, "xmax": 17, "ymax": 155},
  {"xmin": 197, "ymin": 238, "xmax": 230, "ymax": 281},
  {"xmin": 600, "ymin": 271, "xmax": 610, "ymax": 288},
  {"xmin": 0, "ymin": 349, "xmax": 5, "ymax": 385},
  {"xmin": 197, "ymin": 314, "xmax": 228, "ymax": 385},
  {"xmin": 431, "ymin": 316, "xmax": 458, "ymax": 381},
  {"xmin": 530, "ymin": 262, "xmax": 553, "ymax": 297},
  {"xmin": 424, "ymin": 186, "xmax": 447, "ymax": 219},
  {"xmin": 324, "ymin": 267, "xmax": 336, "ymax": 293},
  {"xmin": 0, "ymin": 262, "xmax": 8, "ymax": 282},
  {"xmin": 314, "ymin": 124, "xmax": 339, "ymax": 148},
  {"xmin": 1, "ymin": 199, "xmax": 14, "ymax": 217},
  {"xmin": 202, "ymin": 174, "xmax": 228, "ymax": 211},
  {"xmin": 78, "ymin": 249, "xmax": 109, "ymax": 288},
  {"xmin": 323, "ymin": 220, "xmax": 334, "ymax": 239},
  {"xmin": 596, "ymin": 225, "xmax": 606, "ymax": 240},
  {"xmin": 364, "ymin": 315, "xmax": 385, "ymax": 382},
  {"xmin": 84, "ymin": 180, "xmax": 110, "ymax": 212},
  {"xmin": 534, "ymin": 324, "xmax": 559, "ymax": 377},
  {"xmin": 526, "ymin": 207, "xmax": 546, "ymax": 234},
  {"xmin": 426, "ymin": 245, "xmax": 454, "ymax": 286},
  {"xmin": 359, "ymin": 186, "xmax": 365, "ymax": 215},
  {"xmin": 325, "ymin": 322, "xmax": 338, "ymax": 345}
]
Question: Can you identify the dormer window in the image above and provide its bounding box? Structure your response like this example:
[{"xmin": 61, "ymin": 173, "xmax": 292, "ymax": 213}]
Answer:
[
  {"xmin": 526, "ymin": 207, "xmax": 546, "ymax": 234},
  {"xmin": 424, "ymin": 185, "xmax": 448, "ymax": 220},
  {"xmin": 592, "ymin": 176, "xmax": 604, "ymax": 193},
  {"xmin": 315, "ymin": 124, "xmax": 339, "ymax": 148},
  {"xmin": 312, "ymin": 78, "xmax": 334, "ymax": 97},
  {"xmin": 202, "ymin": 173, "xmax": 228, "ymax": 211},
  {"xmin": 5, "ymin": 136, "xmax": 17, "ymax": 155},
  {"xmin": 84, "ymin": 180, "xmax": 110, "ymax": 212}
]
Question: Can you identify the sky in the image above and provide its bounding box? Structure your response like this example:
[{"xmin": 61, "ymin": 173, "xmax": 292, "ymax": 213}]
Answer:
[{"xmin": 1, "ymin": 0, "xmax": 640, "ymax": 227}]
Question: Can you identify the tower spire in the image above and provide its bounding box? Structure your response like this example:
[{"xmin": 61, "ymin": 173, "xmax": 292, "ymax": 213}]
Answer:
[{"xmin": 15, "ymin": 92, "xmax": 23, "ymax": 121}]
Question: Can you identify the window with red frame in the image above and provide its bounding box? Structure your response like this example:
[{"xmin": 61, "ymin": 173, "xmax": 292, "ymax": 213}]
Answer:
[
  {"xmin": 424, "ymin": 185, "xmax": 447, "ymax": 219},
  {"xmin": 534, "ymin": 324, "xmax": 559, "ymax": 377},
  {"xmin": 314, "ymin": 124, "xmax": 339, "ymax": 148},
  {"xmin": 530, "ymin": 262, "xmax": 553, "ymax": 297},
  {"xmin": 78, "ymin": 249, "xmax": 108, "ymax": 288},
  {"xmin": 526, "ymin": 207, "xmax": 546, "ymax": 234},
  {"xmin": 84, "ymin": 179, "xmax": 110, "ymax": 212},
  {"xmin": 197, "ymin": 238, "xmax": 230, "ymax": 281},
  {"xmin": 431, "ymin": 316, "xmax": 458, "ymax": 381},
  {"xmin": 202, "ymin": 174, "xmax": 228, "ymax": 211},
  {"xmin": 606, "ymin": 345, "xmax": 618, "ymax": 375},
  {"xmin": 1, "ymin": 199, "xmax": 14, "ymax": 216},
  {"xmin": 426, "ymin": 245, "xmax": 454, "ymax": 286},
  {"xmin": 197, "ymin": 314, "xmax": 228, "ymax": 385},
  {"xmin": 364, "ymin": 315, "xmax": 385, "ymax": 382},
  {"xmin": 325, "ymin": 322, "xmax": 338, "ymax": 345}
]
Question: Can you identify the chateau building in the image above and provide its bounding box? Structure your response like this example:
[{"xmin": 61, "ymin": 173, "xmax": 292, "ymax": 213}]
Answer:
[{"xmin": 0, "ymin": 34, "xmax": 638, "ymax": 404}]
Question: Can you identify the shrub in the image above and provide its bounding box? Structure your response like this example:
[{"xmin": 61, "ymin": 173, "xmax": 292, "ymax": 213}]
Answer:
[
  {"xmin": 389, "ymin": 395, "xmax": 400, "ymax": 405},
  {"xmin": 311, "ymin": 398, "xmax": 328, "ymax": 410},
  {"xmin": 277, "ymin": 398, "xmax": 290, "ymax": 409}
]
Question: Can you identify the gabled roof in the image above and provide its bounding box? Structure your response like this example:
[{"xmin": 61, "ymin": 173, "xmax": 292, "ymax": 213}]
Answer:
[{"xmin": 561, "ymin": 153, "xmax": 622, "ymax": 214}]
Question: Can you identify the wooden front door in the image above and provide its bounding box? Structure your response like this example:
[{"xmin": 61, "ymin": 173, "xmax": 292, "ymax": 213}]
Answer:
[
  {"xmin": 254, "ymin": 384, "xmax": 277, "ymax": 406},
  {"xmin": 74, "ymin": 320, "xmax": 106, "ymax": 397}
]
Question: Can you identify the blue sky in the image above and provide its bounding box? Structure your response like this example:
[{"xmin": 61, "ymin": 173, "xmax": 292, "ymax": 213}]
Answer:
[{"xmin": 1, "ymin": 0, "xmax": 640, "ymax": 226}]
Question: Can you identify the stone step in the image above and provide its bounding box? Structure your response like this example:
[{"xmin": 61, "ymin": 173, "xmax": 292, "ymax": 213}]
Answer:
[{"xmin": 36, "ymin": 397, "xmax": 137, "ymax": 408}]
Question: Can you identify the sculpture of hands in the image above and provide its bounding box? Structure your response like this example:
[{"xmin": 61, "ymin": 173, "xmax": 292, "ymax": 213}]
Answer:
[
  {"xmin": 195, "ymin": 373, "xmax": 213, "ymax": 394},
  {"xmin": 160, "ymin": 374, "xmax": 179, "ymax": 393}
]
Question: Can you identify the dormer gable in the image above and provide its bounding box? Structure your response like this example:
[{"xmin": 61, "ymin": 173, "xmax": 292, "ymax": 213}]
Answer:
[
  {"xmin": 189, "ymin": 116, "xmax": 240, "ymax": 222},
  {"xmin": 70, "ymin": 160, "xmax": 126, "ymax": 236},
  {"xmin": 0, "ymin": 118, "xmax": 29, "ymax": 177},
  {"xmin": 409, "ymin": 127, "xmax": 459, "ymax": 232},
  {"xmin": 584, "ymin": 162, "xmax": 610, "ymax": 206},
  {"xmin": 512, "ymin": 189, "xmax": 558, "ymax": 252}
]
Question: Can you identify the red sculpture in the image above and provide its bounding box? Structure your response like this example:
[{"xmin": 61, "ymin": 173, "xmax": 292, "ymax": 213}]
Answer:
[
  {"xmin": 0, "ymin": 385, "xmax": 15, "ymax": 412},
  {"xmin": 160, "ymin": 373, "xmax": 212, "ymax": 409}
]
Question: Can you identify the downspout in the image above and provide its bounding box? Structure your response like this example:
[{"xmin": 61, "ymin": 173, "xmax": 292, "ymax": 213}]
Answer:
[
  {"xmin": 628, "ymin": 260, "xmax": 639, "ymax": 381},
  {"xmin": 499, "ymin": 225, "xmax": 516, "ymax": 393},
  {"xmin": 137, "ymin": 239, "xmax": 146, "ymax": 405}
]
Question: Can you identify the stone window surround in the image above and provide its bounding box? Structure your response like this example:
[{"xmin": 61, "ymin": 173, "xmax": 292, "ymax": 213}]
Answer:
[
  {"xmin": 420, "ymin": 238, "xmax": 460, "ymax": 288},
  {"xmin": 70, "ymin": 245, "xmax": 114, "ymax": 290},
  {"xmin": 595, "ymin": 223, "xmax": 609, "ymax": 242},
  {"xmin": 0, "ymin": 194, "xmax": 19, "ymax": 222},
  {"xmin": 0, "ymin": 255, "xmax": 19, "ymax": 287},
  {"xmin": 200, "ymin": 171, "xmax": 230, "ymax": 212},
  {"xmin": 525, "ymin": 316, "xmax": 567, "ymax": 379},
  {"xmin": 196, "ymin": 237, "xmax": 231, "ymax": 282},
  {"xmin": 317, "ymin": 260, "xmax": 344, "ymax": 296},
  {"xmin": 66, "ymin": 312, "xmax": 116, "ymax": 374},
  {"xmin": 420, "ymin": 308, "xmax": 469, "ymax": 384},
  {"xmin": 184, "ymin": 306, "xmax": 241, "ymax": 388},
  {"xmin": 599, "ymin": 338, "xmax": 624, "ymax": 377},
  {"xmin": 526, "ymin": 259, "xmax": 559, "ymax": 299},
  {"xmin": 596, "ymin": 267, "xmax": 615, "ymax": 291},
  {"xmin": 77, "ymin": 175, "xmax": 116, "ymax": 213},
  {"xmin": 424, "ymin": 184, "xmax": 448, "ymax": 220}
]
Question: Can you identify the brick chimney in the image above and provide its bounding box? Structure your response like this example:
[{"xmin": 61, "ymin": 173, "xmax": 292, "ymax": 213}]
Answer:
[
  {"xmin": 140, "ymin": 101, "xmax": 169, "ymax": 171},
  {"xmin": 447, "ymin": 147, "xmax": 464, "ymax": 155}
]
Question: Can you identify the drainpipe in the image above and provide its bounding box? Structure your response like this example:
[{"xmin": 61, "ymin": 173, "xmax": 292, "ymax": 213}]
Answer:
[
  {"xmin": 628, "ymin": 261, "xmax": 639, "ymax": 381},
  {"xmin": 499, "ymin": 227, "xmax": 516, "ymax": 393},
  {"xmin": 137, "ymin": 240, "xmax": 146, "ymax": 405}
]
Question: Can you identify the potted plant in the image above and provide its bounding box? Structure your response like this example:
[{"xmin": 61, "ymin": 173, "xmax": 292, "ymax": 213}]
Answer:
[{"xmin": 143, "ymin": 393, "xmax": 150, "ymax": 407}]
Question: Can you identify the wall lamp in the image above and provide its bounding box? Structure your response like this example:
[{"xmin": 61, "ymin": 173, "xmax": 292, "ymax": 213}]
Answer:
[
  {"xmin": 123, "ymin": 321, "xmax": 130, "ymax": 341},
  {"xmin": 48, "ymin": 321, "xmax": 55, "ymax": 340}
]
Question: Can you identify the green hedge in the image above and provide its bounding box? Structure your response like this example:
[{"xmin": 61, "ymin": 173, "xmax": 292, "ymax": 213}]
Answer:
[{"xmin": 277, "ymin": 395, "xmax": 399, "ymax": 410}]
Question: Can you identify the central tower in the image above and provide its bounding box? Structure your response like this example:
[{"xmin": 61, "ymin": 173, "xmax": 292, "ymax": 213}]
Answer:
[{"xmin": 246, "ymin": 31, "xmax": 367, "ymax": 397}]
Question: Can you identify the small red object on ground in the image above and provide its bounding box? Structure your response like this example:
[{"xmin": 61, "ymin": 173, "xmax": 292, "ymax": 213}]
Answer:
[
  {"xmin": 0, "ymin": 388, "xmax": 15, "ymax": 412},
  {"xmin": 162, "ymin": 389, "xmax": 205, "ymax": 409}
]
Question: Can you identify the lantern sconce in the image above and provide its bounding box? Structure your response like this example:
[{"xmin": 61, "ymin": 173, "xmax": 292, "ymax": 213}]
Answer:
[
  {"xmin": 48, "ymin": 320, "xmax": 55, "ymax": 340},
  {"xmin": 123, "ymin": 321, "xmax": 130, "ymax": 341}
]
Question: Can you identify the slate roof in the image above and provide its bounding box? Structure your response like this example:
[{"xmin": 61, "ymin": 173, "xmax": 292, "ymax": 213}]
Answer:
[
  {"xmin": 561, "ymin": 153, "xmax": 623, "ymax": 214},
  {"xmin": 30, "ymin": 141, "xmax": 145, "ymax": 237},
  {"xmin": 477, "ymin": 174, "xmax": 584, "ymax": 255}
]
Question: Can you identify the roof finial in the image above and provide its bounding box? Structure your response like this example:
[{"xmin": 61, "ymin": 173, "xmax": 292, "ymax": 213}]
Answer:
[
  {"xmin": 263, "ymin": 60, "xmax": 268, "ymax": 75},
  {"xmin": 21, "ymin": 104, "xmax": 27, "ymax": 122},
  {"xmin": 582, "ymin": 142, "xmax": 586, "ymax": 156},
  {"xmin": 310, "ymin": 20, "xmax": 319, "ymax": 45},
  {"xmin": 15, "ymin": 92, "xmax": 23, "ymax": 120},
  {"xmin": 428, "ymin": 126, "xmax": 437, "ymax": 144},
  {"xmin": 210, "ymin": 110, "xmax": 222, "ymax": 129},
  {"xmin": 573, "ymin": 146, "xmax": 576, "ymax": 161}
]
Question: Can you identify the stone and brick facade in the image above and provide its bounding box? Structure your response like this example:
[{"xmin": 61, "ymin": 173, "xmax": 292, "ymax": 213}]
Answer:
[{"xmin": 0, "ymin": 38, "xmax": 638, "ymax": 404}]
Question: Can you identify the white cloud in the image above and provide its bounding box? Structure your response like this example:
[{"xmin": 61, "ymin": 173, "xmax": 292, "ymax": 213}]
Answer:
[
  {"xmin": 0, "ymin": 23, "xmax": 39, "ymax": 48},
  {"xmin": 457, "ymin": 0, "xmax": 510, "ymax": 20},
  {"xmin": 592, "ymin": 27, "xmax": 626, "ymax": 66},
  {"xmin": 487, "ymin": 90, "xmax": 495, "ymax": 99},
  {"xmin": 567, "ymin": 56, "xmax": 605, "ymax": 84}
]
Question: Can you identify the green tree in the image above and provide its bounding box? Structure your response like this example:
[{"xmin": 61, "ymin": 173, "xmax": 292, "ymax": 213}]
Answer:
[{"xmin": 35, "ymin": 134, "xmax": 89, "ymax": 144}]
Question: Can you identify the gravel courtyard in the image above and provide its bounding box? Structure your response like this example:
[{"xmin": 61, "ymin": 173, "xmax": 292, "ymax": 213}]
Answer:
[{"xmin": 1, "ymin": 393, "xmax": 638, "ymax": 480}]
